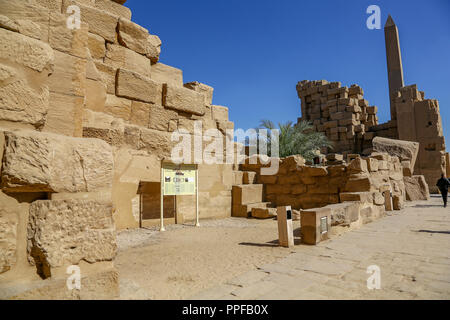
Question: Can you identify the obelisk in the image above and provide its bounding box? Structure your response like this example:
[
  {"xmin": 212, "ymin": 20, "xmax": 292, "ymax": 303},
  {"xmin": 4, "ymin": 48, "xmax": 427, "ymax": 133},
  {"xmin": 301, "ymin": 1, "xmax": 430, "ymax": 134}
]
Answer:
[{"xmin": 384, "ymin": 15, "xmax": 404, "ymax": 120}]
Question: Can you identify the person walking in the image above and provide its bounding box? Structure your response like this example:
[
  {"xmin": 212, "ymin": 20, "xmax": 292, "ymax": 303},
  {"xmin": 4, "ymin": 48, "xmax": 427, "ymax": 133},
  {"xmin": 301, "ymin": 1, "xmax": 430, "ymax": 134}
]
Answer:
[{"xmin": 436, "ymin": 174, "xmax": 450, "ymax": 208}]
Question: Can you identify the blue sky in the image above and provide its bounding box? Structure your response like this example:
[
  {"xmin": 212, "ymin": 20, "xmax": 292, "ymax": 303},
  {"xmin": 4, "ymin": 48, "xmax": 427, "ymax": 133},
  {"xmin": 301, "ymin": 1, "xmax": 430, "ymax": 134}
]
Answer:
[{"xmin": 127, "ymin": 0, "xmax": 450, "ymax": 144}]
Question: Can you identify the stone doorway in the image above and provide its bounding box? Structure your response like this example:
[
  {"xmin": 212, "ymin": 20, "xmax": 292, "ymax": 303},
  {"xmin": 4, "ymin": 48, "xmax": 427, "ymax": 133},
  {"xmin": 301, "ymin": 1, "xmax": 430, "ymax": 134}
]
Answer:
[{"xmin": 137, "ymin": 182, "xmax": 179, "ymax": 228}]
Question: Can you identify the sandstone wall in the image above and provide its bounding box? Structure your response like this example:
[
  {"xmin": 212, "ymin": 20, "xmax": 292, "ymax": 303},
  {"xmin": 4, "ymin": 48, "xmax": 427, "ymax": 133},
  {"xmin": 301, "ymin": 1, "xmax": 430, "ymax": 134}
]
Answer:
[
  {"xmin": 393, "ymin": 85, "xmax": 447, "ymax": 192},
  {"xmin": 0, "ymin": 0, "xmax": 235, "ymax": 299},
  {"xmin": 247, "ymin": 154, "xmax": 406, "ymax": 213},
  {"xmin": 296, "ymin": 80, "xmax": 447, "ymax": 192}
]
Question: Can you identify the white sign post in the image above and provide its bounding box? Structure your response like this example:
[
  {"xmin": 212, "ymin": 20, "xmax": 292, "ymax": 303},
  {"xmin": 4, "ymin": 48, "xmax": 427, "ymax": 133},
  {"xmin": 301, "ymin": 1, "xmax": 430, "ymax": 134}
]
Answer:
[{"xmin": 160, "ymin": 162, "xmax": 199, "ymax": 231}]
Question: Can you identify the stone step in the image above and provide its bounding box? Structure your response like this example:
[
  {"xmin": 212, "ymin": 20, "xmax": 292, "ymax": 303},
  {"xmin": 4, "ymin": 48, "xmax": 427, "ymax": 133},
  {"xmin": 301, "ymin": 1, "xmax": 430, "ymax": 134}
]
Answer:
[
  {"xmin": 251, "ymin": 207, "xmax": 277, "ymax": 219},
  {"xmin": 232, "ymin": 184, "xmax": 263, "ymax": 207},
  {"xmin": 232, "ymin": 202, "xmax": 271, "ymax": 218}
]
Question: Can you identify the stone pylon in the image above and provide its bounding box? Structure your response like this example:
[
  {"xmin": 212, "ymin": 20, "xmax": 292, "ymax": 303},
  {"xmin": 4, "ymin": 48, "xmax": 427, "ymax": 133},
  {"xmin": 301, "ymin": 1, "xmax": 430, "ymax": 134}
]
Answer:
[{"xmin": 384, "ymin": 15, "xmax": 404, "ymax": 120}]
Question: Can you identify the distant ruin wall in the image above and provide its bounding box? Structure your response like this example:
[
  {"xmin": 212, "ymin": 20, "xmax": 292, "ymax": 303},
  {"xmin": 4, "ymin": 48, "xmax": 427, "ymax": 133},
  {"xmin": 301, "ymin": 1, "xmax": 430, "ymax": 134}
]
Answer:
[{"xmin": 296, "ymin": 80, "xmax": 447, "ymax": 192}]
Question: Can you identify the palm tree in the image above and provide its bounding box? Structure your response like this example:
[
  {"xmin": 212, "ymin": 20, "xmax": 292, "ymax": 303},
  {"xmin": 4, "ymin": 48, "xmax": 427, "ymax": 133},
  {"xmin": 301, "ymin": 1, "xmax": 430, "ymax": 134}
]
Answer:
[{"xmin": 258, "ymin": 119, "xmax": 332, "ymax": 161}]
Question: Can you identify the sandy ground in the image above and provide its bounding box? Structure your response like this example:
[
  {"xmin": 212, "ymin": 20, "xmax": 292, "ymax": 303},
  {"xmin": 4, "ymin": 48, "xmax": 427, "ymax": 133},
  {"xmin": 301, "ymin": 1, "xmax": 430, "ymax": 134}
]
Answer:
[{"xmin": 116, "ymin": 218, "xmax": 297, "ymax": 300}]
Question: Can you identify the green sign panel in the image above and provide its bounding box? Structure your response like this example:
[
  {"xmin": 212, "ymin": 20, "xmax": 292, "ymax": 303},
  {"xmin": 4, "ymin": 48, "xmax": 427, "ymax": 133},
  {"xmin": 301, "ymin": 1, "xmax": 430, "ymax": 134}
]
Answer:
[{"xmin": 163, "ymin": 164, "xmax": 197, "ymax": 196}]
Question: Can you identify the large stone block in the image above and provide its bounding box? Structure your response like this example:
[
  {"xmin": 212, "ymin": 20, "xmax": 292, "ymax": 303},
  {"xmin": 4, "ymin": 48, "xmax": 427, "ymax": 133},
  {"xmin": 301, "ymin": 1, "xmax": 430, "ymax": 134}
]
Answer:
[
  {"xmin": 43, "ymin": 91, "xmax": 84, "ymax": 137},
  {"xmin": 105, "ymin": 44, "xmax": 151, "ymax": 78},
  {"xmin": 0, "ymin": 192, "xmax": 22, "ymax": 274},
  {"xmin": 94, "ymin": 0, "xmax": 131, "ymax": 20},
  {"xmin": 0, "ymin": 29, "xmax": 53, "ymax": 128},
  {"xmin": 372, "ymin": 137, "xmax": 419, "ymax": 172},
  {"xmin": 27, "ymin": 199, "xmax": 116, "ymax": 278},
  {"xmin": 232, "ymin": 184, "xmax": 263, "ymax": 206},
  {"xmin": 0, "ymin": 0, "xmax": 50, "ymax": 42},
  {"xmin": 163, "ymin": 84, "xmax": 206, "ymax": 116},
  {"xmin": 211, "ymin": 105, "xmax": 229, "ymax": 121},
  {"xmin": 1, "ymin": 130, "xmax": 113, "ymax": 193},
  {"xmin": 62, "ymin": 0, "xmax": 119, "ymax": 43},
  {"xmin": 88, "ymin": 32, "xmax": 106, "ymax": 60},
  {"xmin": 404, "ymin": 175, "xmax": 430, "ymax": 201},
  {"xmin": 117, "ymin": 18, "xmax": 159, "ymax": 61},
  {"xmin": 116, "ymin": 68, "xmax": 161, "ymax": 104},
  {"xmin": 49, "ymin": 11, "xmax": 89, "ymax": 59},
  {"xmin": 148, "ymin": 104, "xmax": 178, "ymax": 132},
  {"xmin": 49, "ymin": 50, "xmax": 86, "ymax": 97},
  {"xmin": 301, "ymin": 207, "xmax": 332, "ymax": 245},
  {"xmin": 150, "ymin": 63, "xmax": 183, "ymax": 87},
  {"xmin": 104, "ymin": 94, "xmax": 131, "ymax": 121},
  {"xmin": 184, "ymin": 82, "xmax": 214, "ymax": 105}
]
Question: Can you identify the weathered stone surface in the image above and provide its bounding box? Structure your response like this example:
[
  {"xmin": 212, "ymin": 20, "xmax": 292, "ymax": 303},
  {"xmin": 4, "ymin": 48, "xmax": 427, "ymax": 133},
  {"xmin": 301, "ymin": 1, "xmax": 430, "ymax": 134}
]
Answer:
[
  {"xmin": 251, "ymin": 207, "xmax": 276, "ymax": 219},
  {"xmin": 116, "ymin": 68, "xmax": 161, "ymax": 104},
  {"xmin": 211, "ymin": 105, "xmax": 229, "ymax": 121},
  {"xmin": 105, "ymin": 44, "xmax": 151, "ymax": 78},
  {"xmin": 1, "ymin": 130, "xmax": 113, "ymax": 193},
  {"xmin": 0, "ymin": 192, "xmax": 21, "ymax": 274},
  {"xmin": 404, "ymin": 175, "xmax": 430, "ymax": 201},
  {"xmin": 0, "ymin": 63, "xmax": 50, "ymax": 129},
  {"xmin": 62, "ymin": 0, "xmax": 119, "ymax": 43},
  {"xmin": 163, "ymin": 84, "xmax": 206, "ymax": 116},
  {"xmin": 138, "ymin": 128, "xmax": 173, "ymax": 157},
  {"xmin": 94, "ymin": 60, "xmax": 116, "ymax": 94},
  {"xmin": 94, "ymin": 0, "xmax": 131, "ymax": 20},
  {"xmin": 88, "ymin": 32, "xmax": 106, "ymax": 60},
  {"xmin": 85, "ymin": 78, "xmax": 107, "ymax": 113},
  {"xmin": 104, "ymin": 94, "xmax": 131, "ymax": 120},
  {"xmin": 0, "ymin": 0, "xmax": 50, "ymax": 42},
  {"xmin": 49, "ymin": 11, "xmax": 89, "ymax": 59},
  {"xmin": 302, "ymin": 166, "xmax": 328, "ymax": 177},
  {"xmin": 117, "ymin": 18, "xmax": 156, "ymax": 57},
  {"xmin": 372, "ymin": 137, "xmax": 419, "ymax": 172},
  {"xmin": 43, "ymin": 91, "xmax": 84, "ymax": 137},
  {"xmin": 184, "ymin": 82, "xmax": 214, "ymax": 105},
  {"xmin": 232, "ymin": 184, "xmax": 263, "ymax": 206},
  {"xmin": 150, "ymin": 63, "xmax": 183, "ymax": 87},
  {"xmin": 130, "ymin": 101, "xmax": 150, "ymax": 127},
  {"xmin": 27, "ymin": 199, "xmax": 116, "ymax": 278},
  {"xmin": 148, "ymin": 104, "xmax": 178, "ymax": 132},
  {"xmin": 49, "ymin": 50, "xmax": 86, "ymax": 97}
]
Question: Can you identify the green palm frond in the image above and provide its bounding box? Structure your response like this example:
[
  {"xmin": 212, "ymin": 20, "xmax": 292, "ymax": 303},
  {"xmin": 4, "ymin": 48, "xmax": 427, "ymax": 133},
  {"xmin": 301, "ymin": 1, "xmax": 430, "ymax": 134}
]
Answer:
[{"xmin": 257, "ymin": 119, "xmax": 331, "ymax": 161}]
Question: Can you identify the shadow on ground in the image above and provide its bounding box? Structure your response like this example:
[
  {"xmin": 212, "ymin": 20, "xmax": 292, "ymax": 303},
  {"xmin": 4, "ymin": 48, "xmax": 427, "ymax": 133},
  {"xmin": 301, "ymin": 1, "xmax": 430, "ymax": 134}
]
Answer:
[{"xmin": 414, "ymin": 230, "xmax": 450, "ymax": 235}]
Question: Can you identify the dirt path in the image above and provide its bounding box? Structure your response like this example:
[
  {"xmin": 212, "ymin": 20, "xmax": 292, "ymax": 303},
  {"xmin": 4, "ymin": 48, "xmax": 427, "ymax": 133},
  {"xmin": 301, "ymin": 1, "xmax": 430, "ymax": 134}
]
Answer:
[{"xmin": 116, "ymin": 218, "xmax": 295, "ymax": 299}]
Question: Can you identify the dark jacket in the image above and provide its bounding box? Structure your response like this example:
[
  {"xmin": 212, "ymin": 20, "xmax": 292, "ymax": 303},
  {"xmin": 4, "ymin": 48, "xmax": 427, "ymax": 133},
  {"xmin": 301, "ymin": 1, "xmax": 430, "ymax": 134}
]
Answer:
[{"xmin": 436, "ymin": 177, "xmax": 450, "ymax": 192}]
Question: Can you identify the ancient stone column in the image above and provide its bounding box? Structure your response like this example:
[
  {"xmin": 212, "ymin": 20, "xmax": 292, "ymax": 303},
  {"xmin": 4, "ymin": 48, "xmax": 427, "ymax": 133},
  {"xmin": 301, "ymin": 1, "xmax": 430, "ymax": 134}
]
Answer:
[{"xmin": 385, "ymin": 15, "xmax": 405, "ymax": 120}]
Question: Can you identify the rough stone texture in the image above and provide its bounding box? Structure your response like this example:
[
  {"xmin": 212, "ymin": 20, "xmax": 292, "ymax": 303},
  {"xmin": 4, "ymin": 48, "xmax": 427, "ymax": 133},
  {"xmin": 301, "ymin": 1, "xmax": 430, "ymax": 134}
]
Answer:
[
  {"xmin": 2, "ymin": 268, "xmax": 119, "ymax": 300},
  {"xmin": 150, "ymin": 63, "xmax": 183, "ymax": 87},
  {"xmin": 1, "ymin": 130, "xmax": 113, "ymax": 193},
  {"xmin": 116, "ymin": 68, "xmax": 161, "ymax": 104},
  {"xmin": 0, "ymin": 192, "xmax": 20, "ymax": 274},
  {"xmin": 105, "ymin": 43, "xmax": 151, "ymax": 78},
  {"xmin": 88, "ymin": 32, "xmax": 106, "ymax": 60},
  {"xmin": 404, "ymin": 175, "xmax": 430, "ymax": 201},
  {"xmin": 163, "ymin": 84, "xmax": 206, "ymax": 116},
  {"xmin": 184, "ymin": 81, "xmax": 214, "ymax": 105},
  {"xmin": 62, "ymin": 0, "xmax": 119, "ymax": 43},
  {"xmin": 27, "ymin": 199, "xmax": 116, "ymax": 278},
  {"xmin": 117, "ymin": 18, "xmax": 160, "ymax": 63},
  {"xmin": 372, "ymin": 136, "xmax": 419, "ymax": 171},
  {"xmin": 0, "ymin": 28, "xmax": 54, "ymax": 128}
]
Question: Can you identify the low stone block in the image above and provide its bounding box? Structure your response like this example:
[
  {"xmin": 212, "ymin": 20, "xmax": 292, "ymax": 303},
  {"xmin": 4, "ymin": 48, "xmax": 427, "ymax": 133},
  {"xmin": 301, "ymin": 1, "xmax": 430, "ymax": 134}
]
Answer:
[
  {"xmin": 301, "ymin": 207, "xmax": 332, "ymax": 245},
  {"xmin": 1, "ymin": 130, "xmax": 113, "ymax": 193},
  {"xmin": 28, "ymin": 199, "xmax": 116, "ymax": 278}
]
